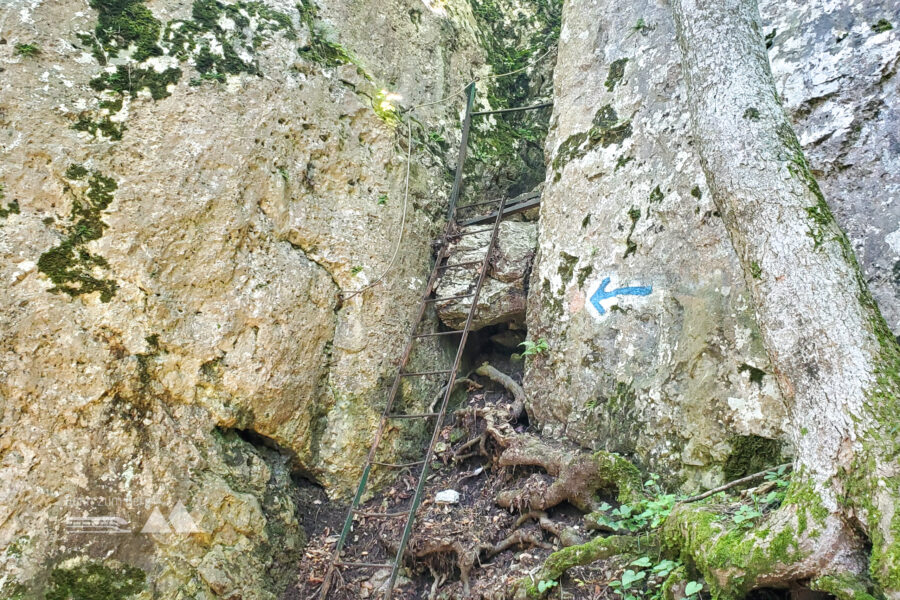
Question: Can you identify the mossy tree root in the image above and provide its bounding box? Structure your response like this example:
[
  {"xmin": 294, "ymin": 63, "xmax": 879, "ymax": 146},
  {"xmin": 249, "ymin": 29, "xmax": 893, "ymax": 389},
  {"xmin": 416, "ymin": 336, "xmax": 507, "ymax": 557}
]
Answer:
[
  {"xmin": 496, "ymin": 435, "xmax": 644, "ymax": 512},
  {"xmin": 661, "ymin": 486, "xmax": 869, "ymax": 600},
  {"xmin": 514, "ymin": 534, "xmax": 652, "ymax": 599}
]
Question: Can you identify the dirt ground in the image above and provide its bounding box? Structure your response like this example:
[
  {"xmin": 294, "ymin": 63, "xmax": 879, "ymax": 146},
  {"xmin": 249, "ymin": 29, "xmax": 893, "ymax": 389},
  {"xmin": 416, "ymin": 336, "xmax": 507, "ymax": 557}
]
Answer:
[{"xmin": 283, "ymin": 351, "xmax": 627, "ymax": 600}]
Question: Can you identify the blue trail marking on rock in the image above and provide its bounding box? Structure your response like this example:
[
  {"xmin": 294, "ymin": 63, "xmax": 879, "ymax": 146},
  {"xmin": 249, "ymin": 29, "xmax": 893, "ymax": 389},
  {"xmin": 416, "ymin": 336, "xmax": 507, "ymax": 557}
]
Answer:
[{"xmin": 590, "ymin": 277, "xmax": 652, "ymax": 315}]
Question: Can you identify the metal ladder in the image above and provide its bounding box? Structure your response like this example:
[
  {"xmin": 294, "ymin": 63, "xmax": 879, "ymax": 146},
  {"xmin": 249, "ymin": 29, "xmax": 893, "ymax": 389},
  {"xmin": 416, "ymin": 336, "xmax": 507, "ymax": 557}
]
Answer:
[{"xmin": 319, "ymin": 82, "xmax": 549, "ymax": 600}]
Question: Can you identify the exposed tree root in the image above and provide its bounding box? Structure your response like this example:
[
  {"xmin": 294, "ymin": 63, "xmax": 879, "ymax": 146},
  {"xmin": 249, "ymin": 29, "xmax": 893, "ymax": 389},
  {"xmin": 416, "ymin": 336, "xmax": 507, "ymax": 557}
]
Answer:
[
  {"xmin": 496, "ymin": 435, "xmax": 644, "ymax": 512},
  {"xmin": 428, "ymin": 376, "xmax": 481, "ymax": 412},
  {"xmin": 514, "ymin": 534, "xmax": 653, "ymax": 599},
  {"xmin": 661, "ymin": 494, "xmax": 869, "ymax": 599},
  {"xmin": 475, "ymin": 362, "xmax": 527, "ymax": 419}
]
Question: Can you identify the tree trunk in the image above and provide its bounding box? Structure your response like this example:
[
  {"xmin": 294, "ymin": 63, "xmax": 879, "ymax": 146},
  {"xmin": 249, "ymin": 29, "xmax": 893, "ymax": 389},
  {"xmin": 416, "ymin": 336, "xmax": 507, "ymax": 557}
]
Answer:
[{"xmin": 670, "ymin": 0, "xmax": 900, "ymax": 595}]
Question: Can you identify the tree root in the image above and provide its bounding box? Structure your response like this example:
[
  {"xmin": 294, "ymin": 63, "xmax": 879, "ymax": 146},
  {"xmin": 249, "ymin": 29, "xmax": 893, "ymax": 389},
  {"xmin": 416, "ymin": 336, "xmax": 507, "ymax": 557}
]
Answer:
[
  {"xmin": 514, "ymin": 534, "xmax": 653, "ymax": 599},
  {"xmin": 428, "ymin": 377, "xmax": 481, "ymax": 413},
  {"xmin": 661, "ymin": 489, "xmax": 869, "ymax": 599},
  {"xmin": 515, "ymin": 511, "xmax": 585, "ymax": 547},
  {"xmin": 475, "ymin": 362, "xmax": 527, "ymax": 419},
  {"xmin": 496, "ymin": 435, "xmax": 644, "ymax": 512}
]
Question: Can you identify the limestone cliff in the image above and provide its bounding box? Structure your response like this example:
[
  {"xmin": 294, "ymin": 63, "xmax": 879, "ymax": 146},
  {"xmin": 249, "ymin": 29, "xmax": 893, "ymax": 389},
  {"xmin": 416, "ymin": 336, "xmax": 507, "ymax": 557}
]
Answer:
[
  {"xmin": 0, "ymin": 0, "xmax": 500, "ymax": 595},
  {"xmin": 526, "ymin": 0, "xmax": 899, "ymax": 488}
]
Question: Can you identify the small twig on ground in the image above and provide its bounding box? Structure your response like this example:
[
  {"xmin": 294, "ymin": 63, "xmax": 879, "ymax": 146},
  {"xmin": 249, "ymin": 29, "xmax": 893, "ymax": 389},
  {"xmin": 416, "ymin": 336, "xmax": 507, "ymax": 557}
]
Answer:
[{"xmin": 677, "ymin": 463, "xmax": 792, "ymax": 505}]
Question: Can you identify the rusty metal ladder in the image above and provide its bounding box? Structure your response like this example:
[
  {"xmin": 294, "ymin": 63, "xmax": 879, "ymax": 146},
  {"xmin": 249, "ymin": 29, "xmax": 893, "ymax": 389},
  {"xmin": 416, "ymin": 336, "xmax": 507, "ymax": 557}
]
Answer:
[{"xmin": 319, "ymin": 82, "xmax": 548, "ymax": 600}]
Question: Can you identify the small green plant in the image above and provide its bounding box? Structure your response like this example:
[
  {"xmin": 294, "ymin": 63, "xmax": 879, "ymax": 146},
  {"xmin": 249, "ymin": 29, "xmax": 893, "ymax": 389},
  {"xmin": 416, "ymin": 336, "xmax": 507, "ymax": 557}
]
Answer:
[
  {"xmin": 625, "ymin": 18, "xmax": 653, "ymax": 40},
  {"xmin": 684, "ymin": 581, "xmax": 704, "ymax": 598},
  {"xmin": 537, "ymin": 579, "xmax": 558, "ymax": 594},
  {"xmin": 609, "ymin": 568, "xmax": 646, "ymax": 600},
  {"xmin": 732, "ymin": 503, "xmax": 763, "ymax": 527},
  {"xmin": 351, "ymin": 265, "xmax": 363, "ymax": 275},
  {"xmin": 590, "ymin": 474, "xmax": 678, "ymax": 533},
  {"xmin": 749, "ymin": 261, "xmax": 762, "ymax": 279},
  {"xmin": 519, "ymin": 338, "xmax": 549, "ymax": 357},
  {"xmin": 277, "ymin": 167, "xmax": 289, "ymax": 182},
  {"xmin": 428, "ymin": 131, "xmax": 445, "ymax": 144},
  {"xmin": 377, "ymin": 194, "xmax": 388, "ymax": 205},
  {"xmin": 14, "ymin": 43, "xmax": 41, "ymax": 57}
]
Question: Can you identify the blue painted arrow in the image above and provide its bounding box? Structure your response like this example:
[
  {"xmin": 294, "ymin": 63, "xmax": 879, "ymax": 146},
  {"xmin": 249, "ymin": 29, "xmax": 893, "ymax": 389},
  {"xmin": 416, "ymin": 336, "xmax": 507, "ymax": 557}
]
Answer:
[{"xmin": 590, "ymin": 277, "xmax": 652, "ymax": 315}]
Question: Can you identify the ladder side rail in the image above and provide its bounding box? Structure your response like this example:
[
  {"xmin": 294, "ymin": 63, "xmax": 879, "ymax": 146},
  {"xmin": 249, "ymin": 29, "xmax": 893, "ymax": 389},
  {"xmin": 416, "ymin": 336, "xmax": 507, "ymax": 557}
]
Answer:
[
  {"xmin": 321, "ymin": 81, "xmax": 478, "ymax": 592},
  {"xmin": 382, "ymin": 194, "xmax": 509, "ymax": 599},
  {"xmin": 446, "ymin": 82, "xmax": 477, "ymax": 221},
  {"xmin": 318, "ymin": 243, "xmax": 452, "ymax": 598}
]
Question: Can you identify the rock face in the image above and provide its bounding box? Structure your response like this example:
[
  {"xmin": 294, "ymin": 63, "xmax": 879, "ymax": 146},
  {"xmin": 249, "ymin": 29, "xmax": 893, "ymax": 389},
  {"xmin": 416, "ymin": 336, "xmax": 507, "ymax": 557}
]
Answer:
[
  {"xmin": 762, "ymin": 0, "xmax": 900, "ymax": 335},
  {"xmin": 525, "ymin": 0, "xmax": 899, "ymax": 489},
  {"xmin": 435, "ymin": 220, "xmax": 537, "ymax": 330},
  {"xmin": 0, "ymin": 0, "xmax": 510, "ymax": 595}
]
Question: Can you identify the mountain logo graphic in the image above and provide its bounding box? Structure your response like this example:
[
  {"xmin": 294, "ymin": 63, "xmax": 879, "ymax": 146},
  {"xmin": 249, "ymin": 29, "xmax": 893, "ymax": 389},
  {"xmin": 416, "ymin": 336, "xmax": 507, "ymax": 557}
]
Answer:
[{"xmin": 140, "ymin": 502, "xmax": 201, "ymax": 534}]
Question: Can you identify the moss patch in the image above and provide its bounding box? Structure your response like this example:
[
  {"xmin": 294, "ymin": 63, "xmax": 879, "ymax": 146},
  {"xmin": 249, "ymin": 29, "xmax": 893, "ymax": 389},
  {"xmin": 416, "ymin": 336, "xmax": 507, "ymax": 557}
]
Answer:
[
  {"xmin": 89, "ymin": 65, "xmax": 182, "ymax": 100},
  {"xmin": 45, "ymin": 559, "xmax": 145, "ymax": 600},
  {"xmin": 723, "ymin": 435, "xmax": 781, "ymax": 481},
  {"xmin": 872, "ymin": 19, "xmax": 893, "ymax": 33},
  {"xmin": 0, "ymin": 185, "xmax": 20, "ymax": 222},
  {"xmin": 81, "ymin": 0, "xmax": 163, "ymax": 63},
  {"xmin": 37, "ymin": 165, "xmax": 118, "ymax": 302},
  {"xmin": 605, "ymin": 58, "xmax": 628, "ymax": 92},
  {"xmin": 296, "ymin": 0, "xmax": 355, "ymax": 67},
  {"xmin": 558, "ymin": 251, "xmax": 578, "ymax": 284},
  {"xmin": 14, "ymin": 43, "xmax": 41, "ymax": 57},
  {"xmin": 552, "ymin": 104, "xmax": 632, "ymax": 172},
  {"xmin": 624, "ymin": 206, "xmax": 641, "ymax": 259},
  {"xmin": 72, "ymin": 114, "xmax": 126, "ymax": 140}
]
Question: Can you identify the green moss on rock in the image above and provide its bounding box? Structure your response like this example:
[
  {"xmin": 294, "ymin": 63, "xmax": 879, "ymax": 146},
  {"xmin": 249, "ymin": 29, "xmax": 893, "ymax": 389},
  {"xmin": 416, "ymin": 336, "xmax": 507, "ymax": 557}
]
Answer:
[
  {"xmin": 811, "ymin": 574, "xmax": 878, "ymax": 600},
  {"xmin": 605, "ymin": 58, "xmax": 628, "ymax": 92},
  {"xmin": 296, "ymin": 0, "xmax": 355, "ymax": 68},
  {"xmin": 45, "ymin": 558, "xmax": 145, "ymax": 600},
  {"xmin": 37, "ymin": 165, "xmax": 118, "ymax": 302},
  {"xmin": 90, "ymin": 65, "xmax": 182, "ymax": 100},
  {"xmin": 83, "ymin": 0, "xmax": 162, "ymax": 63},
  {"xmin": 557, "ymin": 252, "xmax": 578, "ymax": 284},
  {"xmin": 624, "ymin": 206, "xmax": 641, "ymax": 259},
  {"xmin": 552, "ymin": 104, "xmax": 632, "ymax": 172},
  {"xmin": 72, "ymin": 114, "xmax": 126, "ymax": 140},
  {"xmin": 0, "ymin": 185, "xmax": 19, "ymax": 222},
  {"xmin": 871, "ymin": 19, "xmax": 893, "ymax": 33}
]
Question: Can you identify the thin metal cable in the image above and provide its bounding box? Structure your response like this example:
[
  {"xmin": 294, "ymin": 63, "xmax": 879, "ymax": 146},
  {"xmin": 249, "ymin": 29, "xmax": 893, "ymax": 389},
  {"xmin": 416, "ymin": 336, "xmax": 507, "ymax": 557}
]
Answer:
[{"xmin": 341, "ymin": 44, "xmax": 557, "ymax": 300}]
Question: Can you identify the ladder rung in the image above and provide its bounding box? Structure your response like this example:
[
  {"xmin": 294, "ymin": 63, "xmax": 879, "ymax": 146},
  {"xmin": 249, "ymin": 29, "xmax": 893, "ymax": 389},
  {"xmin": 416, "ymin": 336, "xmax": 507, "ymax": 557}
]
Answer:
[
  {"xmin": 371, "ymin": 460, "xmax": 426, "ymax": 468},
  {"xmin": 457, "ymin": 199, "xmax": 502, "ymax": 210},
  {"xmin": 425, "ymin": 293, "xmax": 476, "ymax": 303},
  {"xmin": 387, "ymin": 412, "xmax": 440, "ymax": 419},
  {"xmin": 354, "ymin": 509, "xmax": 411, "ymax": 518},
  {"xmin": 437, "ymin": 260, "xmax": 484, "ymax": 270},
  {"xmin": 399, "ymin": 369, "xmax": 453, "ymax": 377},
  {"xmin": 455, "ymin": 227, "xmax": 495, "ymax": 237},
  {"xmin": 337, "ymin": 561, "xmax": 394, "ymax": 569},
  {"xmin": 413, "ymin": 330, "xmax": 464, "ymax": 338}
]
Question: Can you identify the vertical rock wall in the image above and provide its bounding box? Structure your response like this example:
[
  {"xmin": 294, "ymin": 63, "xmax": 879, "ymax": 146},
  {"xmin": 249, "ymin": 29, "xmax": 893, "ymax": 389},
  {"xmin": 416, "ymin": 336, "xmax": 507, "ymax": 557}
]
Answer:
[
  {"xmin": 526, "ymin": 0, "xmax": 898, "ymax": 488},
  {"xmin": 0, "ymin": 0, "xmax": 501, "ymax": 596}
]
